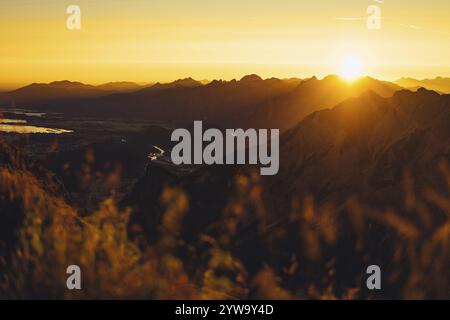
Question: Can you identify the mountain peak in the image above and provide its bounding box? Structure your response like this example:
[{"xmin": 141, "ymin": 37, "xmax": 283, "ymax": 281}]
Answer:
[
  {"xmin": 240, "ymin": 74, "xmax": 263, "ymax": 82},
  {"xmin": 417, "ymin": 86, "xmax": 439, "ymax": 95},
  {"xmin": 172, "ymin": 77, "xmax": 202, "ymax": 86},
  {"xmin": 393, "ymin": 88, "xmax": 415, "ymax": 98},
  {"xmin": 150, "ymin": 78, "xmax": 203, "ymax": 91},
  {"xmin": 97, "ymin": 81, "xmax": 143, "ymax": 92},
  {"xmin": 49, "ymin": 80, "xmax": 86, "ymax": 87},
  {"xmin": 393, "ymin": 87, "xmax": 440, "ymax": 100},
  {"xmin": 322, "ymin": 74, "xmax": 343, "ymax": 82},
  {"xmin": 360, "ymin": 89, "xmax": 381, "ymax": 98}
]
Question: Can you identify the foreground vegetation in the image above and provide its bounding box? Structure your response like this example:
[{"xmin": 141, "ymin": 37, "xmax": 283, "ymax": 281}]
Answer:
[{"xmin": 0, "ymin": 139, "xmax": 449, "ymax": 299}]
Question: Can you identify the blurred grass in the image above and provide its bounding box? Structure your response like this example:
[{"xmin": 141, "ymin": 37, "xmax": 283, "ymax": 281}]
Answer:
[{"xmin": 0, "ymin": 138, "xmax": 449, "ymax": 299}]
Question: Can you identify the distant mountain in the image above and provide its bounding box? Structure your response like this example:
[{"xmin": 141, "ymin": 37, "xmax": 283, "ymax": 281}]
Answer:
[
  {"xmin": 275, "ymin": 87, "xmax": 450, "ymax": 209},
  {"xmin": 395, "ymin": 77, "xmax": 450, "ymax": 93},
  {"xmin": 0, "ymin": 80, "xmax": 115, "ymax": 104},
  {"xmin": 238, "ymin": 75, "xmax": 404, "ymax": 131},
  {"xmin": 239, "ymin": 74, "xmax": 264, "ymax": 82},
  {"xmin": 279, "ymin": 77, "xmax": 303, "ymax": 86},
  {"xmin": 147, "ymin": 78, "xmax": 203, "ymax": 91},
  {"xmin": 117, "ymin": 88, "xmax": 450, "ymax": 289},
  {"xmin": 96, "ymin": 81, "xmax": 147, "ymax": 92},
  {"xmin": 125, "ymin": 88, "xmax": 450, "ymax": 242},
  {"xmin": 37, "ymin": 75, "xmax": 304, "ymax": 128},
  {"xmin": 31, "ymin": 75, "xmax": 405, "ymax": 132},
  {"xmin": 41, "ymin": 80, "xmax": 95, "ymax": 90},
  {"xmin": 0, "ymin": 78, "xmax": 205, "ymax": 105}
]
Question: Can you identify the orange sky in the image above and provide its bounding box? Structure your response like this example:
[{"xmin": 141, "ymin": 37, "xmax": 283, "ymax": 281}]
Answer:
[{"xmin": 1, "ymin": 0, "xmax": 450, "ymax": 88}]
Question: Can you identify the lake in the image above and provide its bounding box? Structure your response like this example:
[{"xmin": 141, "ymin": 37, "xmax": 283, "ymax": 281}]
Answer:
[{"xmin": 0, "ymin": 108, "xmax": 73, "ymax": 134}]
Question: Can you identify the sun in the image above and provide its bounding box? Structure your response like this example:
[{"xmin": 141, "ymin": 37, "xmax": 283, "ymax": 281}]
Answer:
[{"xmin": 340, "ymin": 56, "xmax": 364, "ymax": 81}]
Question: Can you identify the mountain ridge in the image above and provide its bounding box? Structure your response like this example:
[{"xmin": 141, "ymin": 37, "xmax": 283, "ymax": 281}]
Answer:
[{"xmin": 394, "ymin": 76, "xmax": 450, "ymax": 93}]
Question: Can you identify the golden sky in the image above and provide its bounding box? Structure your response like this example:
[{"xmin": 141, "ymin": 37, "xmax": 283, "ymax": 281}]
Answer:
[{"xmin": 1, "ymin": 0, "xmax": 450, "ymax": 87}]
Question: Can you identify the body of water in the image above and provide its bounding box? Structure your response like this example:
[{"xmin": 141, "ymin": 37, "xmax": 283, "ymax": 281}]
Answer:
[
  {"xmin": 0, "ymin": 124, "xmax": 73, "ymax": 134},
  {"xmin": 0, "ymin": 108, "xmax": 73, "ymax": 134}
]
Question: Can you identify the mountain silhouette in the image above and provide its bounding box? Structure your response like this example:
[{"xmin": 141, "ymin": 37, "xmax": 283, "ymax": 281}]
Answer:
[
  {"xmin": 395, "ymin": 77, "xmax": 450, "ymax": 93},
  {"xmin": 275, "ymin": 87, "xmax": 449, "ymax": 208},
  {"xmin": 34, "ymin": 75, "xmax": 302, "ymax": 126},
  {"xmin": 234, "ymin": 75, "xmax": 403, "ymax": 131},
  {"xmin": 25, "ymin": 75, "xmax": 405, "ymax": 133},
  {"xmin": 0, "ymin": 80, "xmax": 115, "ymax": 104},
  {"xmin": 96, "ymin": 81, "xmax": 147, "ymax": 92},
  {"xmin": 147, "ymin": 77, "xmax": 203, "ymax": 92},
  {"xmin": 125, "ymin": 88, "xmax": 450, "ymax": 243},
  {"xmin": 1, "ymin": 75, "xmax": 449, "ymax": 299}
]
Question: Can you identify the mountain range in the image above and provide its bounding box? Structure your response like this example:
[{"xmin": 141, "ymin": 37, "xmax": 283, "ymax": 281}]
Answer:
[
  {"xmin": 394, "ymin": 77, "xmax": 450, "ymax": 94},
  {"xmin": 0, "ymin": 80, "xmax": 151, "ymax": 104},
  {"xmin": 276, "ymin": 87, "xmax": 450, "ymax": 208},
  {"xmin": 0, "ymin": 74, "xmax": 417, "ymax": 133},
  {"xmin": 123, "ymin": 87, "xmax": 450, "ymax": 253},
  {"xmin": 1, "ymin": 74, "xmax": 449, "ymax": 298},
  {"xmin": 115, "ymin": 87, "xmax": 449, "ymax": 296}
]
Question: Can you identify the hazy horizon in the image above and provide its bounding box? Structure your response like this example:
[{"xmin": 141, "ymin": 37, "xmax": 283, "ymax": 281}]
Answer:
[
  {"xmin": 1, "ymin": 0, "xmax": 450, "ymax": 86},
  {"xmin": 2, "ymin": 72, "xmax": 450, "ymax": 92}
]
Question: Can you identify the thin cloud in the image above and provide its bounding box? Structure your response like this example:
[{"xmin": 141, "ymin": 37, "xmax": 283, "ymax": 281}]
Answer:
[
  {"xmin": 334, "ymin": 17, "xmax": 367, "ymax": 21},
  {"xmin": 334, "ymin": 17, "xmax": 390, "ymax": 22},
  {"xmin": 334, "ymin": 16, "xmax": 392, "ymax": 22},
  {"xmin": 334, "ymin": 17, "xmax": 365, "ymax": 21},
  {"xmin": 399, "ymin": 24, "xmax": 421, "ymax": 30}
]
